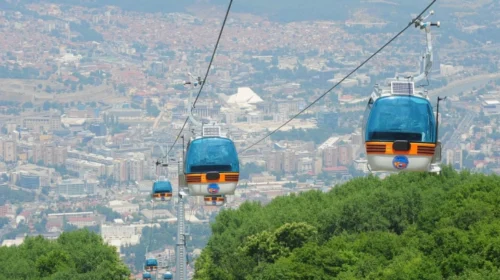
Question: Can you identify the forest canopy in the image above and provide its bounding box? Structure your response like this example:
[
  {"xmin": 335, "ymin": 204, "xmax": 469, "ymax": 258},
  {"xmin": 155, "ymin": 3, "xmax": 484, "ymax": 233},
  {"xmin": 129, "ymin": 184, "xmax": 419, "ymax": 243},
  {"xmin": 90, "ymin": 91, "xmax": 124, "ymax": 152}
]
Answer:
[
  {"xmin": 0, "ymin": 229, "xmax": 130, "ymax": 279},
  {"xmin": 194, "ymin": 166, "xmax": 500, "ymax": 279}
]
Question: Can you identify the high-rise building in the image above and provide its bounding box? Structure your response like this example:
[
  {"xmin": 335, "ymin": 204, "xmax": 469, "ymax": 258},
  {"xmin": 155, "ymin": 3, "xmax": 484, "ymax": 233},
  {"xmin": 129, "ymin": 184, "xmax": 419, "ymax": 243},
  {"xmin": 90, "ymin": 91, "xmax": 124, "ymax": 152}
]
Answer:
[
  {"xmin": 338, "ymin": 145, "xmax": 353, "ymax": 166},
  {"xmin": 113, "ymin": 159, "xmax": 128, "ymax": 183},
  {"xmin": 32, "ymin": 144, "xmax": 43, "ymax": 164},
  {"xmin": 266, "ymin": 151, "xmax": 283, "ymax": 173},
  {"xmin": 42, "ymin": 145, "xmax": 67, "ymax": 166},
  {"xmin": 446, "ymin": 148, "xmax": 463, "ymax": 169},
  {"xmin": 128, "ymin": 159, "xmax": 144, "ymax": 181},
  {"xmin": 283, "ymin": 151, "xmax": 297, "ymax": 173},
  {"xmin": 323, "ymin": 147, "xmax": 338, "ymax": 168},
  {"xmin": 54, "ymin": 146, "xmax": 67, "ymax": 165},
  {"xmin": 3, "ymin": 139, "xmax": 17, "ymax": 162},
  {"xmin": 43, "ymin": 145, "xmax": 55, "ymax": 166},
  {"xmin": 313, "ymin": 156, "xmax": 323, "ymax": 175}
]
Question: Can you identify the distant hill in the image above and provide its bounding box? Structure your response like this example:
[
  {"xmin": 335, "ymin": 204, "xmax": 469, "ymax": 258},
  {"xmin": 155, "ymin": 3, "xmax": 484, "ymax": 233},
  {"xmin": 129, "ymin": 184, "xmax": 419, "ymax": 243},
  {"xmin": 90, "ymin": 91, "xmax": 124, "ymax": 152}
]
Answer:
[
  {"xmin": 194, "ymin": 167, "xmax": 500, "ymax": 279},
  {"xmin": 20, "ymin": 0, "xmax": 196, "ymax": 13},
  {"xmin": 17, "ymin": 0, "xmax": 463, "ymax": 22},
  {"xmin": 211, "ymin": 0, "xmax": 436, "ymax": 22},
  {"xmin": 17, "ymin": 0, "xmax": 499, "ymax": 28},
  {"xmin": 16, "ymin": 0, "xmax": 499, "ymax": 43}
]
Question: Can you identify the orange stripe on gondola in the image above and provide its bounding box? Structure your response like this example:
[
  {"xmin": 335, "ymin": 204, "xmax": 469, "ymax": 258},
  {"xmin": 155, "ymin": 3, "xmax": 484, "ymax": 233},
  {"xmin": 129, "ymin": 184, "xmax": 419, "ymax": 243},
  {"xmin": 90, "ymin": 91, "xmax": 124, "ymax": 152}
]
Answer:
[
  {"xmin": 365, "ymin": 142, "xmax": 435, "ymax": 156},
  {"xmin": 186, "ymin": 173, "xmax": 239, "ymax": 183},
  {"xmin": 204, "ymin": 196, "xmax": 225, "ymax": 202},
  {"xmin": 152, "ymin": 193, "xmax": 172, "ymax": 198}
]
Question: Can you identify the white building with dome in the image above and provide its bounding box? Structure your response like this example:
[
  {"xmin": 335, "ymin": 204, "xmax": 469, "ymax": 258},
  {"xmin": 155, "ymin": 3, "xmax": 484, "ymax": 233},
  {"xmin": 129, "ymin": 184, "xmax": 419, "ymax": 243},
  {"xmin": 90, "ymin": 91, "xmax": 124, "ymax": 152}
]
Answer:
[{"xmin": 221, "ymin": 87, "xmax": 264, "ymax": 124}]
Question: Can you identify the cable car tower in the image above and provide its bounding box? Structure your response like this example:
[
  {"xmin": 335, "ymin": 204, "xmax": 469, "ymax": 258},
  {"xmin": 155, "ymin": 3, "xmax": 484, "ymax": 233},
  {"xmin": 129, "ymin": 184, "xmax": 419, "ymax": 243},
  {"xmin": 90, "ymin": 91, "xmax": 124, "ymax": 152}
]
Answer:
[
  {"xmin": 142, "ymin": 159, "xmax": 173, "ymax": 280},
  {"xmin": 168, "ymin": 72, "xmax": 240, "ymax": 280},
  {"xmin": 362, "ymin": 10, "xmax": 444, "ymax": 174}
]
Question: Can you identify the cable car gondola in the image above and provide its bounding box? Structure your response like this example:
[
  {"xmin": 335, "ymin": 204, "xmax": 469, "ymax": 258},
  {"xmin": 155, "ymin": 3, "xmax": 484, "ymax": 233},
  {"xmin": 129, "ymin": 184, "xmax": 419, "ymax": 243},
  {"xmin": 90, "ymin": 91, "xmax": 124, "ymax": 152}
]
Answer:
[
  {"xmin": 142, "ymin": 272, "xmax": 152, "ymax": 280},
  {"xmin": 362, "ymin": 11, "xmax": 442, "ymax": 174},
  {"xmin": 363, "ymin": 89, "xmax": 440, "ymax": 172},
  {"xmin": 163, "ymin": 272, "xmax": 173, "ymax": 279},
  {"xmin": 184, "ymin": 125, "xmax": 240, "ymax": 206},
  {"xmin": 152, "ymin": 177, "xmax": 173, "ymax": 201},
  {"xmin": 144, "ymin": 258, "xmax": 158, "ymax": 271}
]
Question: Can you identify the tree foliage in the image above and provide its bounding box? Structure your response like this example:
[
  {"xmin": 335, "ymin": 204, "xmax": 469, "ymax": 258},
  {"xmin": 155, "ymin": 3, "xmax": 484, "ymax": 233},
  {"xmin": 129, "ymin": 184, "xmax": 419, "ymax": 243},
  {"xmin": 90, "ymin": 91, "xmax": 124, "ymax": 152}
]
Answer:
[
  {"xmin": 240, "ymin": 162, "xmax": 266, "ymax": 180},
  {"xmin": 93, "ymin": 205, "xmax": 122, "ymax": 222},
  {"xmin": 0, "ymin": 186, "xmax": 35, "ymax": 204},
  {"xmin": 0, "ymin": 229, "xmax": 129, "ymax": 279},
  {"xmin": 0, "ymin": 66, "xmax": 40, "ymax": 79},
  {"xmin": 69, "ymin": 21, "xmax": 103, "ymax": 42},
  {"xmin": 194, "ymin": 167, "xmax": 500, "ymax": 279},
  {"xmin": 0, "ymin": 217, "xmax": 9, "ymax": 229}
]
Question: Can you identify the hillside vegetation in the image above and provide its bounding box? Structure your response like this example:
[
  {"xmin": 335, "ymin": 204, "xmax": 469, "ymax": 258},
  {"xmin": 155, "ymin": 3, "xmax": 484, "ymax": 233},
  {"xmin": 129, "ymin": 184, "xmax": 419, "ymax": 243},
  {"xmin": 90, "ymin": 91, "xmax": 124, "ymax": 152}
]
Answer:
[
  {"xmin": 194, "ymin": 167, "xmax": 500, "ymax": 279},
  {"xmin": 0, "ymin": 229, "xmax": 130, "ymax": 279}
]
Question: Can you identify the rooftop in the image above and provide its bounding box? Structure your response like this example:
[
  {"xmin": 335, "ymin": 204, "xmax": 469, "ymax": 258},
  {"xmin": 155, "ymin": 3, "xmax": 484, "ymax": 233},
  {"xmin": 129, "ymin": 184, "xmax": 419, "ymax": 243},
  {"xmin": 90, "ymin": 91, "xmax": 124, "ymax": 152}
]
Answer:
[
  {"xmin": 226, "ymin": 87, "xmax": 264, "ymax": 107},
  {"xmin": 483, "ymin": 100, "xmax": 500, "ymax": 105}
]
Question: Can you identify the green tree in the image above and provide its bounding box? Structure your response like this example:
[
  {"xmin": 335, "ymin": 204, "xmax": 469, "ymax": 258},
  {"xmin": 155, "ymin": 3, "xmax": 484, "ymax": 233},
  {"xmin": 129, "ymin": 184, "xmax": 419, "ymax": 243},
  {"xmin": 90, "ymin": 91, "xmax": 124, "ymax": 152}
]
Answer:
[
  {"xmin": 194, "ymin": 166, "xmax": 500, "ymax": 279},
  {"xmin": 145, "ymin": 99, "xmax": 160, "ymax": 117},
  {"xmin": 42, "ymin": 101, "xmax": 51, "ymax": 111},
  {"xmin": 240, "ymin": 162, "xmax": 266, "ymax": 179},
  {"xmin": 93, "ymin": 206, "xmax": 121, "ymax": 222},
  {"xmin": 36, "ymin": 249, "xmax": 73, "ymax": 277},
  {"xmin": 0, "ymin": 230, "xmax": 129, "ymax": 279},
  {"xmin": 22, "ymin": 101, "xmax": 34, "ymax": 108},
  {"xmin": 0, "ymin": 217, "xmax": 9, "ymax": 229}
]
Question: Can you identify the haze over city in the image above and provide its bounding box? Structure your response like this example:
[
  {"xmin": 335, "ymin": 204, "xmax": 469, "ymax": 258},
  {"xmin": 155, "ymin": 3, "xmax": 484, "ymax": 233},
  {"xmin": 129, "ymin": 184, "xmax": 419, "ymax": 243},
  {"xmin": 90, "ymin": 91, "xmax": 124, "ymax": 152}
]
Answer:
[{"xmin": 0, "ymin": 0, "xmax": 499, "ymax": 279}]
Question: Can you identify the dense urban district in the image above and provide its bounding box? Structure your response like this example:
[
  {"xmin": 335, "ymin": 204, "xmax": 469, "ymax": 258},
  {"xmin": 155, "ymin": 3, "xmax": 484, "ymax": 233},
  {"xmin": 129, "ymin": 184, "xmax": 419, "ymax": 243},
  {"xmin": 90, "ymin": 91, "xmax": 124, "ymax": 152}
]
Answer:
[{"xmin": 0, "ymin": 0, "xmax": 499, "ymax": 277}]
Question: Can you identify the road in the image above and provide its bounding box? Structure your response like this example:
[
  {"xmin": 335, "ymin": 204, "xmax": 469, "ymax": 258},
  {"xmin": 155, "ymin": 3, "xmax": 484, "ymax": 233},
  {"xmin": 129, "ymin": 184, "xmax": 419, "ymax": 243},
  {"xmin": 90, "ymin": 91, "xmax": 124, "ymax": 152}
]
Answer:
[
  {"xmin": 442, "ymin": 111, "xmax": 475, "ymax": 152},
  {"xmin": 153, "ymin": 111, "xmax": 165, "ymax": 129},
  {"xmin": 427, "ymin": 74, "xmax": 492, "ymax": 158},
  {"xmin": 429, "ymin": 73, "xmax": 500, "ymax": 99}
]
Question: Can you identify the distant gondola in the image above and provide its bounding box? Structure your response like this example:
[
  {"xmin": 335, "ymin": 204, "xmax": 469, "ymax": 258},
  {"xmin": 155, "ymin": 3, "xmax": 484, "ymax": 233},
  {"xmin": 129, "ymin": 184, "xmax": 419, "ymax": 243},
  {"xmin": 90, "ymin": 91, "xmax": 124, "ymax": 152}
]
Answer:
[
  {"xmin": 163, "ymin": 272, "xmax": 173, "ymax": 279},
  {"xmin": 142, "ymin": 272, "xmax": 152, "ymax": 280},
  {"xmin": 152, "ymin": 177, "xmax": 173, "ymax": 201},
  {"xmin": 144, "ymin": 258, "xmax": 158, "ymax": 271}
]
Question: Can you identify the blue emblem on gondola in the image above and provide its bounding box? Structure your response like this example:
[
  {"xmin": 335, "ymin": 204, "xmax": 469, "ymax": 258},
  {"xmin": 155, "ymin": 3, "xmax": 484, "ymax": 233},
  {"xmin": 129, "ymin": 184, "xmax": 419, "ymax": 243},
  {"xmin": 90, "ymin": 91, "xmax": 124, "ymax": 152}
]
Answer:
[
  {"xmin": 207, "ymin": 183, "xmax": 220, "ymax": 194},
  {"xmin": 392, "ymin": 155, "xmax": 409, "ymax": 170}
]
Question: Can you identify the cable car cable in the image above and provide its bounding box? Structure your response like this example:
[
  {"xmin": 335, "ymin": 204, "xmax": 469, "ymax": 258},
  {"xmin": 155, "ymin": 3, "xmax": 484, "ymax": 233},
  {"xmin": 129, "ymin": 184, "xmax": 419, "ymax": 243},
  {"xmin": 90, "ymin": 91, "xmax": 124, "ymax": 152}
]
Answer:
[
  {"xmin": 162, "ymin": 117, "xmax": 189, "ymax": 162},
  {"xmin": 239, "ymin": 0, "xmax": 437, "ymax": 154},
  {"xmin": 146, "ymin": 200, "xmax": 156, "ymax": 255},
  {"xmin": 192, "ymin": 0, "xmax": 233, "ymax": 108},
  {"xmin": 146, "ymin": 167, "xmax": 160, "ymax": 255},
  {"xmin": 160, "ymin": 0, "xmax": 233, "ymax": 162}
]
